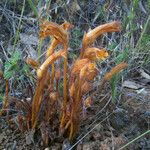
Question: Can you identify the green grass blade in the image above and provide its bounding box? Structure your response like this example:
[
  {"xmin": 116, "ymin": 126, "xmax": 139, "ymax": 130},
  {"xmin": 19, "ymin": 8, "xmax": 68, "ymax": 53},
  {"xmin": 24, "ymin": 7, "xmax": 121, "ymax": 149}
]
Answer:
[
  {"xmin": 13, "ymin": 0, "xmax": 25, "ymax": 51},
  {"xmin": 27, "ymin": 0, "xmax": 38, "ymax": 18},
  {"xmin": 136, "ymin": 15, "xmax": 150, "ymax": 49},
  {"xmin": 119, "ymin": 130, "xmax": 150, "ymax": 150}
]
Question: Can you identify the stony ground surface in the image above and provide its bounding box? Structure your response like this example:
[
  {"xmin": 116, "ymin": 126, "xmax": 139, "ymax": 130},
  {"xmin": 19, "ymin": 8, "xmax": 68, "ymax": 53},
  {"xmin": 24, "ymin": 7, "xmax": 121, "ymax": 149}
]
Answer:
[{"xmin": 0, "ymin": 82, "xmax": 150, "ymax": 149}]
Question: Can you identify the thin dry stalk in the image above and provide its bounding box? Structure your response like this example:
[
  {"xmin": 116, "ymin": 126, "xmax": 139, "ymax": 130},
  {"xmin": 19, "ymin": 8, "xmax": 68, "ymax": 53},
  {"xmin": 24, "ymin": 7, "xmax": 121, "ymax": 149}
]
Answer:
[
  {"xmin": 0, "ymin": 80, "xmax": 9, "ymax": 115},
  {"xmin": 39, "ymin": 21, "xmax": 67, "ymax": 46}
]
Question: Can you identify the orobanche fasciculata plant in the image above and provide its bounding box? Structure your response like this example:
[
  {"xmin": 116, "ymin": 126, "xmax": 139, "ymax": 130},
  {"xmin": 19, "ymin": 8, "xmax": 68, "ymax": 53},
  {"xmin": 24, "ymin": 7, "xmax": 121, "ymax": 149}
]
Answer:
[{"xmin": 0, "ymin": 20, "xmax": 127, "ymax": 145}]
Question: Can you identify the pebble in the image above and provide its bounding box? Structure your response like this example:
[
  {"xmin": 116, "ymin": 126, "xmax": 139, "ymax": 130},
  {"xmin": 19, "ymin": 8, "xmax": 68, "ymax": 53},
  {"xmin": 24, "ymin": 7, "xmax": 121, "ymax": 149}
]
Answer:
[{"xmin": 0, "ymin": 133, "xmax": 7, "ymax": 143}]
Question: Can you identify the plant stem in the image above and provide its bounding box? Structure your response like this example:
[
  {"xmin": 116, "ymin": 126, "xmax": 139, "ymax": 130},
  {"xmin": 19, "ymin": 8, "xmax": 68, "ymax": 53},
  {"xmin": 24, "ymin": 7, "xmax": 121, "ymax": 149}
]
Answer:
[
  {"xmin": 60, "ymin": 45, "xmax": 68, "ymax": 129},
  {"xmin": 51, "ymin": 63, "xmax": 55, "ymax": 87}
]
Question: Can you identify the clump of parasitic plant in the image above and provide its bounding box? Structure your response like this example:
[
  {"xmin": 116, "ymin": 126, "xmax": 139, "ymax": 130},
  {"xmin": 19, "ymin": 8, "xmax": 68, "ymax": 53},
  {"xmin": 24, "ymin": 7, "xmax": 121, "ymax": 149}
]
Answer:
[{"xmin": 0, "ymin": 20, "xmax": 127, "ymax": 145}]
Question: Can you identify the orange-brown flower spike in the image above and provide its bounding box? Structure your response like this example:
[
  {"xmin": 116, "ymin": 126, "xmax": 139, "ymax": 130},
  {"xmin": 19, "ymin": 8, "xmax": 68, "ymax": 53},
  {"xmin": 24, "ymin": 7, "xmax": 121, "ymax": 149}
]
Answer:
[
  {"xmin": 97, "ymin": 49, "xmax": 109, "ymax": 60},
  {"xmin": 71, "ymin": 59, "xmax": 91, "ymax": 76},
  {"xmin": 26, "ymin": 58, "xmax": 39, "ymax": 69},
  {"xmin": 83, "ymin": 47, "xmax": 108, "ymax": 61},
  {"xmin": 37, "ymin": 50, "xmax": 66, "ymax": 80},
  {"xmin": 79, "ymin": 63, "xmax": 97, "ymax": 81},
  {"xmin": 46, "ymin": 22, "xmax": 72, "ymax": 58},
  {"xmin": 81, "ymin": 21, "xmax": 120, "ymax": 57},
  {"xmin": 104, "ymin": 62, "xmax": 127, "ymax": 81},
  {"xmin": 39, "ymin": 21, "xmax": 68, "ymax": 47},
  {"xmin": 61, "ymin": 22, "xmax": 73, "ymax": 30},
  {"xmin": 79, "ymin": 63, "xmax": 95, "ymax": 79}
]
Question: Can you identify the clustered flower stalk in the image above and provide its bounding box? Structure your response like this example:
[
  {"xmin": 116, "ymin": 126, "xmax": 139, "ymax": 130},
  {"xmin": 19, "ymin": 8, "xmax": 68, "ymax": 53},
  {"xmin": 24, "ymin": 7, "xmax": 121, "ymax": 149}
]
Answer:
[
  {"xmin": 61, "ymin": 21, "xmax": 123, "ymax": 140},
  {"xmin": 31, "ymin": 21, "xmax": 71, "ymax": 129},
  {"xmin": 0, "ymin": 20, "xmax": 127, "ymax": 144}
]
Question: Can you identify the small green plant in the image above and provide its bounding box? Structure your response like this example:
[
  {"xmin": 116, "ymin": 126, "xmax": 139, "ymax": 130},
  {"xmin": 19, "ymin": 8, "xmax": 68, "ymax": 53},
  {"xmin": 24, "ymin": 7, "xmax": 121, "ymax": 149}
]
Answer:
[
  {"xmin": 4, "ymin": 51, "xmax": 30, "ymax": 80},
  {"xmin": 4, "ymin": 51, "xmax": 20, "ymax": 79},
  {"xmin": 0, "ymin": 51, "xmax": 30, "ymax": 115},
  {"xmin": 26, "ymin": 0, "xmax": 38, "ymax": 18}
]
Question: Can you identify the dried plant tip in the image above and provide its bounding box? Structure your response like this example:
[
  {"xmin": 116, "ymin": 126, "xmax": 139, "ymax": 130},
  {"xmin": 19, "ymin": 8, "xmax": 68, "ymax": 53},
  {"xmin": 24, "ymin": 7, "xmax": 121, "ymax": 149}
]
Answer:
[
  {"xmin": 46, "ymin": 22, "xmax": 72, "ymax": 58},
  {"xmin": 82, "ymin": 21, "xmax": 120, "ymax": 49},
  {"xmin": 61, "ymin": 22, "xmax": 73, "ymax": 30},
  {"xmin": 83, "ymin": 48, "xmax": 108, "ymax": 61},
  {"xmin": 39, "ymin": 21, "xmax": 68, "ymax": 46},
  {"xmin": 104, "ymin": 62, "xmax": 127, "ymax": 81},
  {"xmin": 84, "ymin": 97, "xmax": 92, "ymax": 108},
  {"xmin": 55, "ymin": 69, "xmax": 61, "ymax": 81},
  {"xmin": 26, "ymin": 58, "xmax": 39, "ymax": 69}
]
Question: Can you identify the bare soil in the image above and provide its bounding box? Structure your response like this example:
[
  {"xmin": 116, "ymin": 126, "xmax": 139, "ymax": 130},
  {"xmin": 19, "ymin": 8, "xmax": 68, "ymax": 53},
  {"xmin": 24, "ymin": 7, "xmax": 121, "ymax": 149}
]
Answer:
[{"xmin": 0, "ymin": 83, "xmax": 150, "ymax": 150}]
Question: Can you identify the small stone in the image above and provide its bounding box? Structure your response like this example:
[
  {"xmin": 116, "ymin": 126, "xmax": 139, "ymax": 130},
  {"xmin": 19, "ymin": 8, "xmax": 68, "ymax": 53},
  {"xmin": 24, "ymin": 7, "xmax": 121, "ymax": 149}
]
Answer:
[
  {"xmin": 6, "ymin": 129, "xmax": 12, "ymax": 135},
  {"xmin": 0, "ymin": 133, "xmax": 7, "ymax": 143},
  {"xmin": 25, "ymin": 130, "xmax": 35, "ymax": 145},
  {"xmin": 82, "ymin": 142, "xmax": 92, "ymax": 150},
  {"xmin": 40, "ymin": 141, "xmax": 44, "ymax": 146},
  {"xmin": 62, "ymin": 139, "xmax": 71, "ymax": 150}
]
